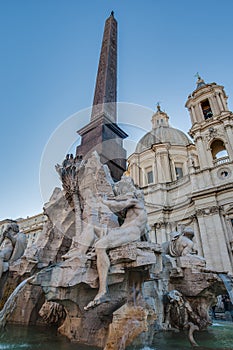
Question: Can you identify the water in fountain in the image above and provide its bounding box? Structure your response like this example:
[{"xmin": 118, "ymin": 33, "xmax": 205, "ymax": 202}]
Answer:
[
  {"xmin": 0, "ymin": 322, "xmax": 232, "ymax": 350},
  {"xmin": 218, "ymin": 273, "xmax": 233, "ymax": 304},
  {"xmin": 0, "ymin": 276, "xmax": 34, "ymax": 328}
]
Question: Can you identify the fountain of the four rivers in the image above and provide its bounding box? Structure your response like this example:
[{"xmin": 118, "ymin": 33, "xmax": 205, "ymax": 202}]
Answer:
[{"xmin": 0, "ymin": 12, "xmax": 232, "ymax": 350}]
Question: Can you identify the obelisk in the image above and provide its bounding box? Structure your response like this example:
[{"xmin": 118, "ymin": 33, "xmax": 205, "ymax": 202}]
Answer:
[{"xmin": 76, "ymin": 12, "xmax": 127, "ymax": 181}]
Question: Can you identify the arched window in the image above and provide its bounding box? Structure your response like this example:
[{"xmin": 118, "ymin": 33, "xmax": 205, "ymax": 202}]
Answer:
[
  {"xmin": 210, "ymin": 139, "xmax": 229, "ymax": 165},
  {"xmin": 201, "ymin": 99, "xmax": 213, "ymax": 119},
  {"xmin": 211, "ymin": 139, "xmax": 227, "ymax": 158}
]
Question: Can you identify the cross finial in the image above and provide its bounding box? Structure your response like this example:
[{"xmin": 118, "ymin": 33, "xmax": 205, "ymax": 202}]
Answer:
[
  {"xmin": 194, "ymin": 72, "xmax": 201, "ymax": 79},
  {"xmin": 156, "ymin": 101, "xmax": 161, "ymax": 111},
  {"xmin": 194, "ymin": 73, "xmax": 206, "ymax": 88}
]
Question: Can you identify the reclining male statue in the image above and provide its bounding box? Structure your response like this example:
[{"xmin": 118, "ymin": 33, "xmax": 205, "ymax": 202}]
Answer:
[
  {"xmin": 162, "ymin": 227, "xmax": 196, "ymax": 257},
  {"xmin": 0, "ymin": 222, "xmax": 27, "ymax": 278},
  {"xmin": 62, "ymin": 176, "xmax": 148, "ymax": 310}
]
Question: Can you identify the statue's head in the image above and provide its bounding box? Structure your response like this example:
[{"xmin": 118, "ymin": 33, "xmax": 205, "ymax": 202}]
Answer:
[
  {"xmin": 183, "ymin": 227, "xmax": 194, "ymax": 240},
  {"xmin": 3, "ymin": 222, "xmax": 19, "ymax": 237},
  {"xmin": 167, "ymin": 290, "xmax": 183, "ymax": 303},
  {"xmin": 169, "ymin": 231, "xmax": 181, "ymax": 241}
]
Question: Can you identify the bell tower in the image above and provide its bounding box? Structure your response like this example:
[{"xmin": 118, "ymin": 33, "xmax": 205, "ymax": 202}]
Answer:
[
  {"xmin": 185, "ymin": 76, "xmax": 233, "ymax": 272},
  {"xmin": 186, "ymin": 75, "xmax": 233, "ymax": 171}
]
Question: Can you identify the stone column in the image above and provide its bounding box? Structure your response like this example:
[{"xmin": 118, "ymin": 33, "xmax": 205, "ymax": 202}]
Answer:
[
  {"xmin": 219, "ymin": 93, "xmax": 228, "ymax": 111},
  {"xmin": 220, "ymin": 213, "xmax": 233, "ymax": 267},
  {"xmin": 196, "ymin": 207, "xmax": 232, "ymax": 273},
  {"xmin": 156, "ymin": 151, "xmax": 165, "ymax": 183},
  {"xmin": 130, "ymin": 160, "xmax": 139, "ymax": 186},
  {"xmin": 195, "ymin": 136, "xmax": 209, "ymax": 169},
  {"xmin": 194, "ymin": 104, "xmax": 203, "ymax": 122},
  {"xmin": 225, "ymin": 215, "xmax": 233, "ymax": 243},
  {"xmin": 211, "ymin": 211, "xmax": 232, "ymax": 272},
  {"xmin": 153, "ymin": 158, "xmax": 158, "ymax": 184},
  {"xmin": 216, "ymin": 93, "xmax": 224, "ymax": 112},
  {"xmin": 209, "ymin": 96, "xmax": 218, "ymax": 116},
  {"xmin": 190, "ymin": 105, "xmax": 198, "ymax": 124},
  {"xmin": 157, "ymin": 148, "xmax": 172, "ymax": 183},
  {"xmin": 193, "ymin": 217, "xmax": 204, "ymax": 256},
  {"xmin": 224, "ymin": 125, "xmax": 233, "ymax": 160}
]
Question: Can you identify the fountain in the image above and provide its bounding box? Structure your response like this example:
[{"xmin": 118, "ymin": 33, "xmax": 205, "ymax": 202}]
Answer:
[
  {"xmin": 0, "ymin": 151, "xmax": 230, "ymax": 349},
  {"xmin": 218, "ymin": 273, "xmax": 233, "ymax": 304}
]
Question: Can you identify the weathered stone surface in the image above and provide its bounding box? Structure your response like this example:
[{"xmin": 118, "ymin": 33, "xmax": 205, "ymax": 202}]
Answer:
[
  {"xmin": 9, "ymin": 284, "xmax": 45, "ymax": 325},
  {"xmin": 12, "ymin": 188, "xmax": 75, "ymax": 276},
  {"xmin": 170, "ymin": 268, "xmax": 224, "ymax": 297},
  {"xmin": 34, "ymin": 245, "xmax": 159, "ymax": 291},
  {"xmin": 176, "ymin": 255, "xmax": 206, "ymax": 269},
  {"xmin": 109, "ymin": 242, "xmax": 160, "ymax": 267},
  {"xmin": 104, "ymin": 303, "xmax": 154, "ymax": 350}
]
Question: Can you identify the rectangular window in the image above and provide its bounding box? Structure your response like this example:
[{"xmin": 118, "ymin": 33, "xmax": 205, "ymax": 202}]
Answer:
[
  {"xmin": 147, "ymin": 170, "xmax": 154, "ymax": 184},
  {"xmin": 175, "ymin": 166, "xmax": 183, "ymax": 180}
]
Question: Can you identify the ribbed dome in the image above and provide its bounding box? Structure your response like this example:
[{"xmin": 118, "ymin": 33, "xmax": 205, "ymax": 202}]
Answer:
[{"xmin": 135, "ymin": 126, "xmax": 192, "ymax": 153}]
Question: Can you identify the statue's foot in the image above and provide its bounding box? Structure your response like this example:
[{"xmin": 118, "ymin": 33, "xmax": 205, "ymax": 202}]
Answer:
[
  {"xmin": 62, "ymin": 248, "xmax": 78, "ymax": 260},
  {"xmin": 188, "ymin": 322, "xmax": 199, "ymax": 347},
  {"xmin": 84, "ymin": 293, "xmax": 110, "ymax": 311}
]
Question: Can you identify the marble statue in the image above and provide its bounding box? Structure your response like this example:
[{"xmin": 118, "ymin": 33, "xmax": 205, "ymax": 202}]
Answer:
[
  {"xmin": 60, "ymin": 169, "xmax": 148, "ymax": 310},
  {"xmin": 84, "ymin": 177, "xmax": 148, "ymax": 310},
  {"xmin": 61, "ymin": 187, "xmax": 114, "ymax": 265},
  {"xmin": 162, "ymin": 227, "xmax": 196, "ymax": 257},
  {"xmin": 39, "ymin": 301, "xmax": 66, "ymax": 325},
  {"xmin": 163, "ymin": 289, "xmax": 202, "ymax": 347},
  {"xmin": 0, "ymin": 222, "xmax": 27, "ymax": 278},
  {"xmin": 56, "ymin": 153, "xmax": 84, "ymax": 235}
]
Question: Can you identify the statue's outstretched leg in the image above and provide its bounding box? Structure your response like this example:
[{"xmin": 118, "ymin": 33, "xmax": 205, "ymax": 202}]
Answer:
[
  {"xmin": 84, "ymin": 241, "xmax": 110, "ymax": 310},
  {"xmin": 84, "ymin": 293, "xmax": 111, "ymax": 310},
  {"xmin": 188, "ymin": 322, "xmax": 199, "ymax": 347}
]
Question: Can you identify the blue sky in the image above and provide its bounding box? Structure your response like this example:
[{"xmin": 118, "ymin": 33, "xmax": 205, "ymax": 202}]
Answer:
[{"xmin": 0, "ymin": 0, "xmax": 233, "ymax": 220}]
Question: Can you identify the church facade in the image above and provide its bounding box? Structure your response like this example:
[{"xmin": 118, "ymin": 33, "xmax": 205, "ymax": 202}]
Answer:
[{"xmin": 128, "ymin": 76, "xmax": 233, "ymax": 274}]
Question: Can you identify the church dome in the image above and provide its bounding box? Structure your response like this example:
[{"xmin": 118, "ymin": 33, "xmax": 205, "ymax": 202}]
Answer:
[
  {"xmin": 135, "ymin": 105, "xmax": 192, "ymax": 153},
  {"xmin": 135, "ymin": 126, "xmax": 192, "ymax": 153}
]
